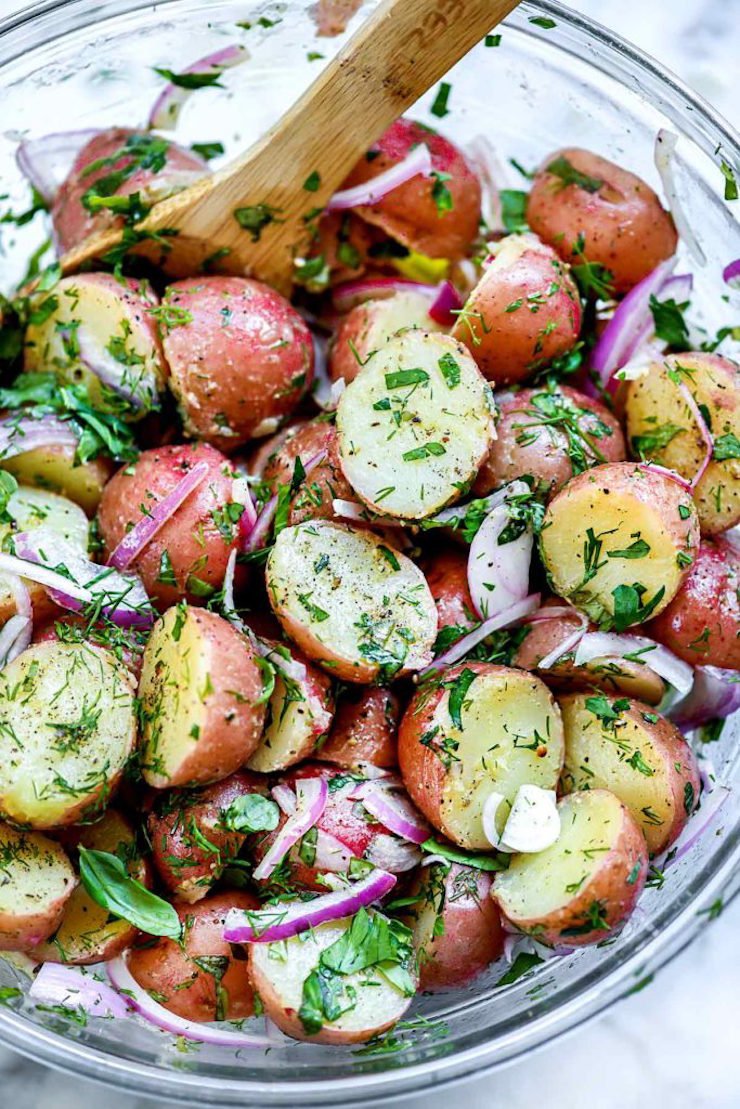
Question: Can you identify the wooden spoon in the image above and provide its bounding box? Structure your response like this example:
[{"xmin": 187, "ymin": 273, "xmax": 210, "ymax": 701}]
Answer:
[{"xmin": 62, "ymin": 0, "xmax": 521, "ymax": 292}]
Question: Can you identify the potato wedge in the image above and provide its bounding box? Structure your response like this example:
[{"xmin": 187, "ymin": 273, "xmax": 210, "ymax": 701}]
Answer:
[
  {"xmin": 558, "ymin": 692, "xmax": 700, "ymax": 855},
  {"xmin": 539, "ymin": 463, "xmax": 699, "ymax": 629},
  {"xmin": 24, "ymin": 273, "xmax": 167, "ymax": 418},
  {"xmin": 249, "ymin": 911, "xmax": 416, "ymax": 1044},
  {"xmin": 247, "ymin": 646, "xmax": 334, "ymax": 773},
  {"xmin": 0, "ymin": 642, "xmax": 136, "ymax": 829},
  {"xmin": 625, "ymin": 352, "xmax": 740, "ymax": 534},
  {"xmin": 138, "ymin": 606, "xmax": 268, "ymax": 788},
  {"xmin": 492, "ymin": 790, "xmax": 648, "ymax": 946},
  {"xmin": 29, "ymin": 810, "xmax": 148, "ymax": 964},
  {"xmin": 0, "ymin": 822, "xmax": 76, "ymax": 950},
  {"xmin": 399, "ymin": 663, "xmax": 564, "ymax": 849},
  {"xmin": 266, "ymin": 521, "xmax": 437, "ymax": 682},
  {"xmin": 336, "ymin": 330, "xmax": 495, "ymax": 520}
]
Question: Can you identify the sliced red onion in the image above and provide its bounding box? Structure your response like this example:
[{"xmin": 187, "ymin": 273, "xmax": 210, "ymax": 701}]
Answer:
[
  {"xmin": 635, "ymin": 461, "xmax": 692, "ymax": 493},
  {"xmin": 536, "ymin": 611, "xmax": 588, "ymax": 670},
  {"xmin": 0, "ymin": 414, "xmax": 78, "ymax": 462},
  {"xmin": 232, "ymin": 476, "xmax": 257, "ymax": 536},
  {"xmin": 356, "ymin": 782, "xmax": 430, "ymax": 844},
  {"xmin": 654, "ymin": 129, "xmax": 707, "ymax": 266},
  {"xmin": 16, "ymin": 129, "xmax": 101, "ymax": 205},
  {"xmin": 326, "ymin": 143, "xmax": 432, "ymax": 212},
  {"xmin": 364, "ymin": 835, "xmax": 421, "ymax": 872},
  {"xmin": 222, "ymin": 548, "xmax": 238, "ymax": 620},
  {"xmin": 0, "ymin": 614, "xmax": 32, "ymax": 669},
  {"xmin": 270, "ymin": 783, "xmax": 297, "ymax": 816},
  {"xmin": 422, "ymin": 593, "xmax": 541, "ymax": 675},
  {"xmin": 331, "ymin": 277, "xmax": 434, "ymax": 313},
  {"xmin": 11, "ymin": 531, "xmax": 153, "ymax": 629},
  {"xmin": 664, "ymin": 786, "xmax": 731, "ymax": 868},
  {"xmin": 524, "ymin": 605, "xmax": 579, "ymax": 624},
  {"xmin": 591, "ymin": 258, "xmax": 676, "ymax": 386},
  {"xmin": 331, "ymin": 498, "xmax": 404, "ymax": 528},
  {"xmin": 619, "ymin": 273, "xmax": 693, "ymax": 368},
  {"xmin": 677, "ymin": 381, "xmax": 713, "ymax": 489},
  {"xmin": 467, "ymin": 482, "xmax": 533, "ymax": 619},
  {"xmin": 148, "ymin": 45, "xmax": 250, "ymax": 131},
  {"xmin": 223, "ymin": 867, "xmax": 396, "ymax": 943},
  {"xmin": 574, "ymin": 631, "xmax": 693, "ymax": 694},
  {"xmin": 314, "ymin": 830, "xmax": 355, "ymax": 873},
  {"xmin": 482, "ymin": 792, "xmax": 506, "ymax": 850},
  {"xmin": 244, "ymin": 495, "xmax": 277, "ymax": 552},
  {"xmin": 107, "ymin": 956, "xmax": 270, "ymax": 1046},
  {"xmin": 428, "ymin": 280, "xmax": 463, "ymax": 326},
  {"xmin": 464, "ymin": 134, "xmax": 512, "ymax": 232},
  {"xmin": 253, "ymin": 778, "xmax": 328, "ymax": 882},
  {"xmin": 430, "ymin": 485, "xmax": 512, "ymax": 528},
  {"xmin": 75, "ymin": 329, "xmax": 155, "ymax": 412},
  {"xmin": 669, "ymin": 666, "xmax": 740, "ymax": 730},
  {"xmin": 108, "ymin": 462, "xmax": 209, "ymax": 570},
  {"xmin": 311, "ymin": 333, "xmax": 333, "ymax": 409},
  {"xmin": 7, "ymin": 573, "xmax": 32, "ymax": 621},
  {"xmin": 723, "ymin": 258, "xmax": 740, "ymax": 289},
  {"xmin": 256, "ymin": 641, "xmax": 308, "ymax": 684},
  {"xmin": 31, "ymin": 963, "xmax": 129, "ymax": 1019}
]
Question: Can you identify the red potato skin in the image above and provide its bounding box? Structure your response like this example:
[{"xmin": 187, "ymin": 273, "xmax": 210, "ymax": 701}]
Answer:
[
  {"xmin": 51, "ymin": 128, "xmax": 208, "ymax": 254},
  {"xmin": 33, "ymin": 615, "xmax": 145, "ymax": 680},
  {"xmin": 526, "ymin": 148, "xmax": 678, "ymax": 295},
  {"xmin": 423, "ymin": 546, "xmax": 476, "ymax": 632},
  {"xmin": 474, "ymin": 386, "xmax": 626, "ymax": 496},
  {"xmin": 646, "ymin": 538, "xmax": 740, "ymax": 669},
  {"xmin": 329, "ymin": 301, "xmax": 381, "ymax": 385},
  {"xmin": 451, "ymin": 241, "xmax": 581, "ymax": 385},
  {"xmin": 0, "ymin": 831, "xmax": 76, "ymax": 951},
  {"xmin": 409, "ymin": 864, "xmax": 504, "ymax": 991},
  {"xmin": 493, "ymin": 791, "xmax": 649, "ymax": 946},
  {"xmin": 341, "ymin": 118, "xmax": 482, "ymax": 260},
  {"xmin": 305, "ymin": 211, "xmax": 375, "ymax": 287},
  {"xmin": 148, "ymin": 771, "xmax": 269, "ymax": 902},
  {"xmin": 318, "ymin": 686, "xmax": 400, "ymax": 769},
  {"xmin": 97, "ymin": 442, "xmax": 239, "ymax": 609},
  {"xmin": 127, "ymin": 892, "xmax": 259, "ymax": 1022},
  {"xmin": 260, "ymin": 420, "xmax": 356, "ymax": 527},
  {"xmin": 161, "ymin": 277, "xmax": 314, "ymax": 450}
]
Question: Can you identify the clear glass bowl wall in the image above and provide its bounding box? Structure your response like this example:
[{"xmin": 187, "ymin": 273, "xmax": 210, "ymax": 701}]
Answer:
[{"xmin": 0, "ymin": 1, "xmax": 737, "ymax": 1105}]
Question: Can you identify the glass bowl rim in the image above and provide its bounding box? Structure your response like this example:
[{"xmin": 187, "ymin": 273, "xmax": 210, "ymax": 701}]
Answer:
[{"xmin": 0, "ymin": 0, "xmax": 737, "ymax": 1103}]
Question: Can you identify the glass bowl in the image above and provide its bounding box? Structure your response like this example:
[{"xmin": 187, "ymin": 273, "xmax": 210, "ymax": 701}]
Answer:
[{"xmin": 0, "ymin": 1, "xmax": 738, "ymax": 1104}]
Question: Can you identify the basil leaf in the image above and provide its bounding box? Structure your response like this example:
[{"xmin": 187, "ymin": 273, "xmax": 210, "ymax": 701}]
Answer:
[
  {"xmin": 495, "ymin": 951, "xmax": 544, "ymax": 986},
  {"xmin": 421, "ymin": 838, "xmax": 506, "ymax": 872},
  {"xmin": 220, "ymin": 793, "xmax": 279, "ymax": 834},
  {"xmin": 78, "ymin": 847, "xmax": 181, "ymax": 940}
]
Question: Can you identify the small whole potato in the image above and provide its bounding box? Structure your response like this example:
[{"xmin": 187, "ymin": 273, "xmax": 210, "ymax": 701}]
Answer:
[
  {"xmin": 339, "ymin": 118, "xmax": 482, "ymax": 261},
  {"xmin": 646, "ymin": 537, "xmax": 740, "ymax": 669},
  {"xmin": 625, "ymin": 352, "xmax": 740, "ymax": 534},
  {"xmin": 451, "ymin": 234, "xmax": 581, "ymax": 385},
  {"xmin": 526, "ymin": 148, "xmax": 677, "ymax": 294},
  {"xmin": 127, "ymin": 892, "xmax": 259, "ymax": 1022},
  {"xmin": 161, "ymin": 276, "xmax": 314, "ymax": 450},
  {"xmin": 318, "ymin": 686, "xmax": 400, "ymax": 769},
  {"xmin": 329, "ymin": 290, "xmax": 443, "ymax": 385},
  {"xmin": 97, "ymin": 441, "xmax": 239, "ymax": 609},
  {"xmin": 475, "ymin": 384, "xmax": 626, "ymax": 496},
  {"xmin": 422, "ymin": 545, "xmax": 477, "ymax": 633}
]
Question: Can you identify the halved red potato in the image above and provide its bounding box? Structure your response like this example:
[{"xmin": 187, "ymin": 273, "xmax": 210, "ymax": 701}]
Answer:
[
  {"xmin": 539, "ymin": 463, "xmax": 700, "ymax": 629},
  {"xmin": 0, "ymin": 642, "xmax": 136, "ymax": 829},
  {"xmin": 625, "ymin": 352, "xmax": 740, "ymax": 534},
  {"xmin": 474, "ymin": 385, "xmax": 626, "ymax": 496},
  {"xmin": 0, "ymin": 822, "xmax": 76, "ymax": 951},
  {"xmin": 97, "ymin": 442, "xmax": 239, "ymax": 609},
  {"xmin": 336, "ymin": 330, "xmax": 495, "ymax": 520},
  {"xmin": 24, "ymin": 273, "xmax": 168, "ymax": 417},
  {"xmin": 247, "ymin": 645, "xmax": 335, "ymax": 772},
  {"xmin": 645, "ymin": 537, "xmax": 740, "ymax": 669},
  {"xmin": 51, "ymin": 127, "xmax": 208, "ymax": 254},
  {"xmin": 559, "ymin": 692, "xmax": 700, "ymax": 855},
  {"xmin": 318, "ymin": 686, "xmax": 400, "ymax": 769},
  {"xmin": 399, "ymin": 663, "xmax": 564, "ymax": 849},
  {"xmin": 138, "ymin": 606, "xmax": 268, "ymax": 788},
  {"xmin": 266, "ymin": 521, "xmax": 437, "ymax": 682},
  {"xmin": 340, "ymin": 118, "xmax": 481, "ymax": 261},
  {"xmin": 451, "ymin": 235, "xmax": 581, "ymax": 385},
  {"xmin": 329, "ymin": 290, "xmax": 444, "ymax": 385},
  {"xmin": 28, "ymin": 810, "xmax": 148, "ymax": 963},
  {"xmin": 0, "ymin": 484, "xmax": 89, "ymax": 625},
  {"xmin": 1, "ymin": 435, "xmax": 113, "ymax": 516},
  {"xmin": 250, "ymin": 911, "xmax": 417, "ymax": 1044},
  {"xmin": 258, "ymin": 420, "xmax": 356, "ymax": 529},
  {"xmin": 33, "ymin": 613, "xmax": 146, "ymax": 681},
  {"xmin": 127, "ymin": 892, "xmax": 259, "ymax": 1022},
  {"xmin": 148, "ymin": 771, "xmax": 269, "ymax": 902},
  {"xmin": 161, "ymin": 277, "xmax": 314, "ymax": 450},
  {"xmin": 492, "ymin": 789, "xmax": 648, "ymax": 946},
  {"xmin": 422, "ymin": 545, "xmax": 476, "ymax": 634},
  {"xmin": 260, "ymin": 420, "xmax": 335, "ymax": 488},
  {"xmin": 513, "ymin": 599, "xmax": 666, "ymax": 705},
  {"xmin": 406, "ymin": 862, "xmax": 504, "ymax": 990},
  {"xmin": 526, "ymin": 148, "xmax": 677, "ymax": 294}
]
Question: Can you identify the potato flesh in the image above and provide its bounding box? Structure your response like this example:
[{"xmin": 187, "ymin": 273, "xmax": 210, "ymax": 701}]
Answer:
[
  {"xmin": 0, "ymin": 643, "xmax": 135, "ymax": 828},
  {"xmin": 0, "ymin": 823, "xmax": 74, "ymax": 918},
  {"xmin": 540, "ymin": 472, "xmax": 691, "ymax": 626},
  {"xmin": 247, "ymin": 671, "xmax": 323, "ymax": 772},
  {"xmin": 251, "ymin": 914, "xmax": 412, "ymax": 1037},
  {"xmin": 337, "ymin": 330, "xmax": 495, "ymax": 519},
  {"xmin": 494, "ymin": 791, "xmax": 622, "ymax": 919},
  {"xmin": 267, "ymin": 521, "xmax": 437, "ymax": 678},
  {"xmin": 560, "ymin": 697, "xmax": 678, "ymax": 854},
  {"xmin": 3, "ymin": 448, "xmax": 110, "ymax": 516},
  {"xmin": 432, "ymin": 670, "xmax": 563, "ymax": 849}
]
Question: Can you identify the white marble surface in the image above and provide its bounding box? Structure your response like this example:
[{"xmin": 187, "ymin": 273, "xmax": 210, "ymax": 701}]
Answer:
[{"xmin": 0, "ymin": 1, "xmax": 738, "ymax": 1107}]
